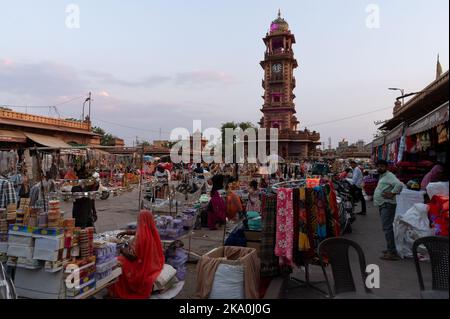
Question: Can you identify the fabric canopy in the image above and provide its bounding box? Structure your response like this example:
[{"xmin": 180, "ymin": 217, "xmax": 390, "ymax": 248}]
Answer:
[
  {"xmin": 25, "ymin": 132, "xmax": 72, "ymax": 148},
  {"xmin": 0, "ymin": 129, "xmax": 26, "ymax": 143}
]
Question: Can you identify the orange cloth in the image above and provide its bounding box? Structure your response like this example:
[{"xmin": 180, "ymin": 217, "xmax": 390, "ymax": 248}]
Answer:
[
  {"xmin": 226, "ymin": 191, "xmax": 242, "ymax": 220},
  {"xmin": 109, "ymin": 210, "xmax": 164, "ymax": 299}
]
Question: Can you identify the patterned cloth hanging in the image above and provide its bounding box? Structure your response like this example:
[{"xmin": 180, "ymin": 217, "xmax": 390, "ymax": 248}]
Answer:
[
  {"xmin": 275, "ymin": 188, "xmax": 294, "ymax": 267},
  {"xmin": 260, "ymin": 193, "xmax": 280, "ymax": 277}
]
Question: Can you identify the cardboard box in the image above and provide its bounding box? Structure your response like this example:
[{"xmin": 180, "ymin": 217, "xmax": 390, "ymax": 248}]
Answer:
[
  {"xmin": 7, "ymin": 244, "xmax": 34, "ymax": 259},
  {"xmin": 32, "ymin": 228, "xmax": 64, "ymax": 236},
  {"xmin": 246, "ymin": 242, "xmax": 261, "ymax": 258},
  {"xmin": 8, "ymin": 234, "xmax": 34, "ymax": 247},
  {"xmin": 34, "ymin": 235, "xmax": 64, "ymax": 251},
  {"xmin": 14, "ymin": 267, "xmax": 65, "ymax": 299},
  {"xmin": 33, "ymin": 248, "xmax": 63, "ymax": 262}
]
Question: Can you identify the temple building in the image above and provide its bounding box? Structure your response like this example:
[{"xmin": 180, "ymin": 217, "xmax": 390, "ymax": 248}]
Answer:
[{"xmin": 259, "ymin": 11, "xmax": 321, "ymax": 159}]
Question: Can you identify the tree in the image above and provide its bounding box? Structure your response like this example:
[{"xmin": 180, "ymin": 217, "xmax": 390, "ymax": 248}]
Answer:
[
  {"xmin": 136, "ymin": 139, "xmax": 151, "ymax": 147},
  {"xmin": 92, "ymin": 126, "xmax": 115, "ymax": 146},
  {"xmin": 92, "ymin": 126, "xmax": 105, "ymax": 136},
  {"xmin": 220, "ymin": 121, "xmax": 257, "ymax": 162}
]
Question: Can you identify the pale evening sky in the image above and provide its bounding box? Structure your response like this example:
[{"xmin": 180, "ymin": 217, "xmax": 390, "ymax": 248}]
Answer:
[{"xmin": 0, "ymin": 0, "xmax": 449, "ymax": 147}]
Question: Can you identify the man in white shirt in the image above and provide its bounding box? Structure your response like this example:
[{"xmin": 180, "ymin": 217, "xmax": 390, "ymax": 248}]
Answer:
[{"xmin": 350, "ymin": 160, "xmax": 366, "ymax": 215}]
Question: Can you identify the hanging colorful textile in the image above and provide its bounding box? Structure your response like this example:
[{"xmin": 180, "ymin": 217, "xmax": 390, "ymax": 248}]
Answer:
[
  {"xmin": 275, "ymin": 188, "xmax": 294, "ymax": 266},
  {"xmin": 260, "ymin": 193, "xmax": 280, "ymax": 277},
  {"xmin": 297, "ymin": 187, "xmax": 310, "ymax": 252}
]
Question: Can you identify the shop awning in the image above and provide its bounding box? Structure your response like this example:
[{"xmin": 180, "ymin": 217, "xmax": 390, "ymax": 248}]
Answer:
[
  {"xmin": 372, "ymin": 136, "xmax": 385, "ymax": 147},
  {"xmin": 385, "ymin": 123, "xmax": 405, "ymax": 144},
  {"xmin": 406, "ymin": 102, "xmax": 449, "ymax": 136},
  {"xmin": 25, "ymin": 132, "xmax": 72, "ymax": 148},
  {"xmin": 0, "ymin": 129, "xmax": 27, "ymax": 143}
]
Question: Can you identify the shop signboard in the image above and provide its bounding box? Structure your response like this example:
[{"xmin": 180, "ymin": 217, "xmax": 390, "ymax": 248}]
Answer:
[
  {"xmin": 385, "ymin": 123, "xmax": 405, "ymax": 144},
  {"xmin": 407, "ymin": 102, "xmax": 449, "ymax": 136}
]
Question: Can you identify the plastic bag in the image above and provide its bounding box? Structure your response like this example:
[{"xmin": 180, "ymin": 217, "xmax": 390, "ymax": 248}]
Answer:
[
  {"xmin": 426, "ymin": 182, "xmax": 449, "ymax": 199},
  {"xmin": 209, "ymin": 263, "xmax": 245, "ymax": 299},
  {"xmin": 394, "ymin": 203, "xmax": 433, "ymax": 258}
]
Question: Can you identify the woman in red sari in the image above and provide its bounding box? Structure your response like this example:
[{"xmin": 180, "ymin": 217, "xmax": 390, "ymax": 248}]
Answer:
[{"xmin": 109, "ymin": 210, "xmax": 164, "ymax": 299}]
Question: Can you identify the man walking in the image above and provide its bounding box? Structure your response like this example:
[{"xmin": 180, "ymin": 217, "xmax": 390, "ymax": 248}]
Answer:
[
  {"xmin": 350, "ymin": 160, "xmax": 366, "ymax": 215},
  {"xmin": 373, "ymin": 160, "xmax": 403, "ymax": 261}
]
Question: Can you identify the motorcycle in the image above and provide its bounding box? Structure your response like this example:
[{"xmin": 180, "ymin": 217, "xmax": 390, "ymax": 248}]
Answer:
[{"xmin": 333, "ymin": 176, "xmax": 356, "ymax": 235}]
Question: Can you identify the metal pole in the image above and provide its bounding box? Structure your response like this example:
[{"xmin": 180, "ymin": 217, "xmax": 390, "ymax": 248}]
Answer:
[
  {"xmin": 88, "ymin": 92, "xmax": 92, "ymax": 120},
  {"xmin": 138, "ymin": 147, "xmax": 144, "ymax": 211}
]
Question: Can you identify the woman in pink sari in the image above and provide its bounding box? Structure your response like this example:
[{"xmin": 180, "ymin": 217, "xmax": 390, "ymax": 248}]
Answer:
[
  {"xmin": 421, "ymin": 163, "xmax": 446, "ymax": 190},
  {"xmin": 207, "ymin": 174, "xmax": 226, "ymax": 230}
]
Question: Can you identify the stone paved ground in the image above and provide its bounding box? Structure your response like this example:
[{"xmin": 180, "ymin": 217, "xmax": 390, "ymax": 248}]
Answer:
[{"xmin": 61, "ymin": 189, "xmax": 432, "ymax": 299}]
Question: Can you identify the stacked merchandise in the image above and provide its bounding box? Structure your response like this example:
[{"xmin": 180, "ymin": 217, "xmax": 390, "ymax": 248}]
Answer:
[
  {"xmin": 94, "ymin": 241, "xmax": 121, "ymax": 289},
  {"xmin": 16, "ymin": 199, "xmax": 31, "ymax": 226},
  {"xmin": 7, "ymin": 229, "xmax": 36, "ymax": 269},
  {"xmin": 64, "ymin": 255, "xmax": 97, "ymax": 298},
  {"xmin": 47, "ymin": 200, "xmax": 61, "ymax": 228},
  {"xmin": 6, "ymin": 204, "xmax": 17, "ymax": 227},
  {"xmin": 155, "ymin": 215, "xmax": 186, "ymax": 240}
]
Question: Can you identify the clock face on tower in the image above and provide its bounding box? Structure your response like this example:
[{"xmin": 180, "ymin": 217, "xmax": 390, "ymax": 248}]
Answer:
[{"xmin": 272, "ymin": 63, "xmax": 282, "ymax": 74}]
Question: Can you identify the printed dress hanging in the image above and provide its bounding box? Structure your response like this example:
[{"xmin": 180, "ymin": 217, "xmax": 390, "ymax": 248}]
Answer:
[{"xmin": 275, "ymin": 188, "xmax": 294, "ymax": 267}]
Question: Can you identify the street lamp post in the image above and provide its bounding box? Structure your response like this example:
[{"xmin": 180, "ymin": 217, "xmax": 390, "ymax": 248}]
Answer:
[{"xmin": 388, "ymin": 87, "xmax": 405, "ymax": 106}]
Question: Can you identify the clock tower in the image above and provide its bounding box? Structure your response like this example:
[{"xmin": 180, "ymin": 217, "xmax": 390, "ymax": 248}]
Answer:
[
  {"xmin": 259, "ymin": 10, "xmax": 299, "ymax": 131},
  {"xmin": 258, "ymin": 10, "xmax": 321, "ymax": 159}
]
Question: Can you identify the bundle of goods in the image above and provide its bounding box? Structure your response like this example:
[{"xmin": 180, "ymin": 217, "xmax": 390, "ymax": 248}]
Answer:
[
  {"xmin": 165, "ymin": 240, "xmax": 188, "ymax": 281},
  {"xmin": 181, "ymin": 208, "xmax": 197, "ymax": 230},
  {"xmin": 196, "ymin": 246, "xmax": 260, "ymax": 299},
  {"xmin": 94, "ymin": 241, "xmax": 120, "ymax": 288},
  {"xmin": 155, "ymin": 215, "xmax": 185, "ymax": 239},
  {"xmin": 153, "ymin": 263, "xmax": 179, "ymax": 293}
]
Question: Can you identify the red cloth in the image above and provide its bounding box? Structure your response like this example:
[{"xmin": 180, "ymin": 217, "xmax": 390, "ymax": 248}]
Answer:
[
  {"xmin": 428, "ymin": 195, "xmax": 449, "ymax": 237},
  {"xmin": 110, "ymin": 210, "xmax": 164, "ymax": 299},
  {"xmin": 327, "ymin": 182, "xmax": 341, "ymax": 237}
]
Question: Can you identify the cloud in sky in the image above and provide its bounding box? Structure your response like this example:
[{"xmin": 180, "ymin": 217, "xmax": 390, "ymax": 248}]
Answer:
[
  {"xmin": 0, "ymin": 59, "xmax": 86, "ymax": 97},
  {"xmin": 0, "ymin": 58, "xmax": 237, "ymax": 144},
  {"xmin": 84, "ymin": 69, "xmax": 235, "ymax": 88}
]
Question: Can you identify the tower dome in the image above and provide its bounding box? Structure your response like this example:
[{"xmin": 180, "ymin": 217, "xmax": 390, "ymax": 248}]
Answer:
[{"xmin": 270, "ymin": 9, "xmax": 289, "ymax": 34}]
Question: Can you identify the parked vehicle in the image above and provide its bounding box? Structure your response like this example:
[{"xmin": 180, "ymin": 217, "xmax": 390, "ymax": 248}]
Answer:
[
  {"xmin": 333, "ymin": 177, "xmax": 356, "ymax": 234},
  {"xmin": 0, "ymin": 263, "xmax": 16, "ymax": 299}
]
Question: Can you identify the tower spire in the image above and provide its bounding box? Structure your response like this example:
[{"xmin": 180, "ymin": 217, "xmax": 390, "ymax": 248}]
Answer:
[
  {"xmin": 278, "ymin": 8, "xmax": 281, "ymax": 18},
  {"xmin": 436, "ymin": 53, "xmax": 443, "ymax": 79}
]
